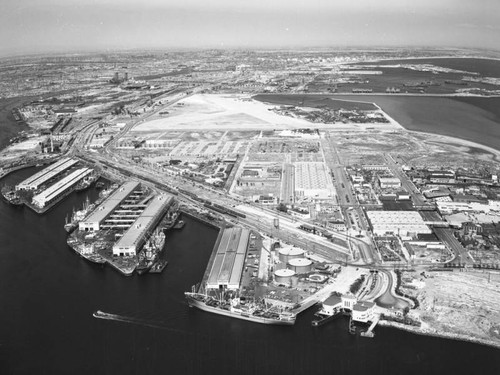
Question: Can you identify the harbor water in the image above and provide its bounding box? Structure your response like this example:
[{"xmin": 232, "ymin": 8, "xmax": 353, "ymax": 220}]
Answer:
[{"xmin": 0, "ymin": 168, "xmax": 499, "ymax": 374}]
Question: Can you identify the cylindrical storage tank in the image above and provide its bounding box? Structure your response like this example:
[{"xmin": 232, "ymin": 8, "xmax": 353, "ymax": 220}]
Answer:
[
  {"xmin": 278, "ymin": 247, "xmax": 305, "ymax": 263},
  {"xmin": 274, "ymin": 268, "xmax": 296, "ymax": 284},
  {"xmin": 287, "ymin": 258, "xmax": 313, "ymax": 274}
]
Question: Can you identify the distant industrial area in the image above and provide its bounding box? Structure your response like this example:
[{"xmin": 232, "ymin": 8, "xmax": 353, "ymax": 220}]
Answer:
[{"xmin": 1, "ymin": 48, "xmax": 500, "ymax": 347}]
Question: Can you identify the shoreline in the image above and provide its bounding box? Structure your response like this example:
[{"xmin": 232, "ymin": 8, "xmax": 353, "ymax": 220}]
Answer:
[{"xmin": 378, "ymin": 319, "xmax": 500, "ymax": 351}]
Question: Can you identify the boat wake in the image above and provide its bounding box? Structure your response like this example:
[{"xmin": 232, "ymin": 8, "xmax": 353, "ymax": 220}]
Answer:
[{"xmin": 93, "ymin": 310, "xmax": 187, "ymax": 332}]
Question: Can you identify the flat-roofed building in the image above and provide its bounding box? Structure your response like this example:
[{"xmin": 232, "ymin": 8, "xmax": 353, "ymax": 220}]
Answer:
[
  {"xmin": 294, "ymin": 162, "xmax": 333, "ymax": 199},
  {"xmin": 16, "ymin": 157, "xmax": 78, "ymax": 191},
  {"xmin": 378, "ymin": 176, "xmax": 401, "ymax": 189},
  {"xmin": 206, "ymin": 227, "xmax": 250, "ymax": 290},
  {"xmin": 352, "ymin": 301, "xmax": 376, "ymax": 323},
  {"xmin": 32, "ymin": 168, "xmax": 92, "ymax": 208},
  {"xmin": 112, "ymin": 194, "xmax": 173, "ymax": 256},
  {"xmin": 79, "ymin": 181, "xmax": 141, "ymax": 231},
  {"xmin": 366, "ymin": 210, "xmax": 431, "ymax": 237}
]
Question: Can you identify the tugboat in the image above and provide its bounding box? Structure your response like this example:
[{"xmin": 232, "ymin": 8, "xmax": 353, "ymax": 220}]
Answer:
[
  {"xmin": 1, "ymin": 185, "xmax": 23, "ymax": 206},
  {"xmin": 173, "ymin": 220, "xmax": 185, "ymax": 230}
]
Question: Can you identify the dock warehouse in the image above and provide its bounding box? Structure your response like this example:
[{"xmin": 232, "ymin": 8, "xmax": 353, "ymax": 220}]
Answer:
[
  {"xmin": 16, "ymin": 157, "xmax": 78, "ymax": 191},
  {"xmin": 206, "ymin": 227, "xmax": 250, "ymax": 290},
  {"xmin": 112, "ymin": 194, "xmax": 173, "ymax": 257},
  {"xmin": 79, "ymin": 181, "xmax": 141, "ymax": 231},
  {"xmin": 31, "ymin": 168, "xmax": 92, "ymax": 208}
]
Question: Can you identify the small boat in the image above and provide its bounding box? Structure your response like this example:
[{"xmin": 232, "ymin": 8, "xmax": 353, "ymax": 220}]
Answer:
[
  {"xmin": 173, "ymin": 220, "xmax": 185, "ymax": 230},
  {"xmin": 1, "ymin": 186, "xmax": 23, "ymax": 206}
]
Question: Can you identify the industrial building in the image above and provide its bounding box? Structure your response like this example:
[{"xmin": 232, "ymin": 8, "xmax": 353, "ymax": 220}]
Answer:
[
  {"xmin": 112, "ymin": 194, "xmax": 173, "ymax": 256},
  {"xmin": 79, "ymin": 181, "xmax": 141, "ymax": 231},
  {"xmin": 294, "ymin": 162, "xmax": 333, "ymax": 199},
  {"xmin": 16, "ymin": 157, "xmax": 78, "ymax": 191},
  {"xmin": 366, "ymin": 210, "xmax": 431, "ymax": 237},
  {"xmin": 206, "ymin": 227, "xmax": 250, "ymax": 290},
  {"xmin": 378, "ymin": 176, "xmax": 402, "ymax": 189},
  {"xmin": 31, "ymin": 167, "xmax": 92, "ymax": 209}
]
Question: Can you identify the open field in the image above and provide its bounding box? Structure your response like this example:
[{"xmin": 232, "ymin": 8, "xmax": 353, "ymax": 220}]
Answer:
[
  {"xmin": 132, "ymin": 94, "xmax": 403, "ymax": 132},
  {"xmin": 415, "ymin": 270, "xmax": 500, "ymax": 346},
  {"xmin": 132, "ymin": 94, "xmax": 314, "ymax": 131}
]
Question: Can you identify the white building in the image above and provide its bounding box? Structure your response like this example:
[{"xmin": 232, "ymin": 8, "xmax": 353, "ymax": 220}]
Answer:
[
  {"xmin": 294, "ymin": 162, "xmax": 334, "ymax": 199},
  {"xmin": 112, "ymin": 194, "xmax": 173, "ymax": 256},
  {"xmin": 378, "ymin": 177, "xmax": 402, "ymax": 189},
  {"xmin": 31, "ymin": 168, "xmax": 92, "ymax": 208},
  {"xmin": 352, "ymin": 301, "xmax": 377, "ymax": 323},
  {"xmin": 367, "ymin": 210, "xmax": 431, "ymax": 237},
  {"xmin": 79, "ymin": 181, "xmax": 141, "ymax": 231}
]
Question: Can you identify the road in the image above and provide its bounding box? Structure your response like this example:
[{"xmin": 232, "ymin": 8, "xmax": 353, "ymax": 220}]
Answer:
[
  {"xmin": 384, "ymin": 153, "xmax": 430, "ymax": 208},
  {"xmin": 434, "ymin": 227, "xmax": 474, "ymax": 265}
]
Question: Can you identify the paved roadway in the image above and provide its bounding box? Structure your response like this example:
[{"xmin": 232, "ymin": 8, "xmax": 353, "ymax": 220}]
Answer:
[
  {"xmin": 434, "ymin": 227, "xmax": 474, "ymax": 265},
  {"xmin": 384, "ymin": 153, "xmax": 430, "ymax": 207}
]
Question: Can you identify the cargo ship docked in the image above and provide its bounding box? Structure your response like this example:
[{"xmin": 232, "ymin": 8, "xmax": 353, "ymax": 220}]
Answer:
[
  {"xmin": 136, "ymin": 228, "xmax": 166, "ymax": 275},
  {"xmin": 75, "ymin": 173, "xmax": 100, "ymax": 192},
  {"xmin": 185, "ymin": 292, "xmax": 296, "ymax": 325},
  {"xmin": 64, "ymin": 197, "xmax": 95, "ymax": 233}
]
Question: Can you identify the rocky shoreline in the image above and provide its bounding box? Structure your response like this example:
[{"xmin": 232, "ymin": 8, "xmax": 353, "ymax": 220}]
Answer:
[{"xmin": 378, "ymin": 319, "xmax": 500, "ymax": 350}]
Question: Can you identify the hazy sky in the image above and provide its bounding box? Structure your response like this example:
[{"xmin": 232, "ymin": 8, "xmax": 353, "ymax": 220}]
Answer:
[{"xmin": 1, "ymin": 0, "xmax": 500, "ymax": 56}]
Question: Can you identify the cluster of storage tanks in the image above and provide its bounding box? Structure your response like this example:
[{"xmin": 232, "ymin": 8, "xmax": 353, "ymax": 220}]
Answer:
[{"xmin": 273, "ymin": 247, "xmax": 313, "ymax": 285}]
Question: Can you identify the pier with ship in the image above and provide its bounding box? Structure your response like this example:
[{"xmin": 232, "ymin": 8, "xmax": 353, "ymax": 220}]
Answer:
[
  {"xmin": 185, "ymin": 225, "xmax": 384, "ymax": 333},
  {"xmin": 66, "ymin": 181, "xmax": 178, "ymax": 276},
  {"xmin": 2, "ymin": 157, "xmax": 101, "ymax": 213}
]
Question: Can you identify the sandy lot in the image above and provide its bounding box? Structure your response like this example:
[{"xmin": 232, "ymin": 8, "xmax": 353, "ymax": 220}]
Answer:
[
  {"xmin": 132, "ymin": 94, "xmax": 403, "ymax": 132},
  {"xmin": 415, "ymin": 270, "xmax": 500, "ymax": 345}
]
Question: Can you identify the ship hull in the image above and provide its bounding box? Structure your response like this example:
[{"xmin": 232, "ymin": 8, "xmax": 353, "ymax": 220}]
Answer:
[{"xmin": 185, "ymin": 294, "xmax": 295, "ymax": 325}]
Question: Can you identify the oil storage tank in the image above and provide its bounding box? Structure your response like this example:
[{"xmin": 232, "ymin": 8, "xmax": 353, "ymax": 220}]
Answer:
[
  {"xmin": 287, "ymin": 258, "xmax": 312, "ymax": 274},
  {"xmin": 278, "ymin": 247, "xmax": 305, "ymax": 263},
  {"xmin": 274, "ymin": 268, "xmax": 296, "ymax": 285}
]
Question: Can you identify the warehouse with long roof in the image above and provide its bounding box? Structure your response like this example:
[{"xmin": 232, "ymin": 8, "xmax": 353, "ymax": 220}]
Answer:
[
  {"xmin": 16, "ymin": 157, "xmax": 78, "ymax": 191},
  {"xmin": 31, "ymin": 167, "xmax": 92, "ymax": 208},
  {"xmin": 79, "ymin": 181, "xmax": 141, "ymax": 231},
  {"xmin": 206, "ymin": 227, "xmax": 250, "ymax": 290},
  {"xmin": 112, "ymin": 194, "xmax": 173, "ymax": 257}
]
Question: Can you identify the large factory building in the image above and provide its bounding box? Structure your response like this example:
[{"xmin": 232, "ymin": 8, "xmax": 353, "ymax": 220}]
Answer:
[
  {"xmin": 366, "ymin": 210, "xmax": 431, "ymax": 237},
  {"xmin": 206, "ymin": 227, "xmax": 250, "ymax": 290},
  {"xmin": 294, "ymin": 162, "xmax": 334, "ymax": 199},
  {"xmin": 112, "ymin": 194, "xmax": 173, "ymax": 257}
]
